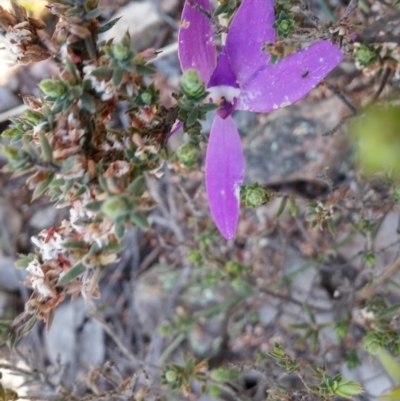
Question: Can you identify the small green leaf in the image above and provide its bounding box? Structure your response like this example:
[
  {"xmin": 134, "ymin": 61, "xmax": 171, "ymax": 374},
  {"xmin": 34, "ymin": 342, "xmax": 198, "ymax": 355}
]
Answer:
[
  {"xmin": 32, "ymin": 172, "xmax": 55, "ymax": 200},
  {"xmin": 14, "ymin": 255, "xmax": 35, "ymax": 269},
  {"xmin": 96, "ymin": 17, "xmax": 122, "ymax": 34},
  {"xmin": 115, "ymin": 223, "xmax": 125, "ymax": 239},
  {"xmin": 85, "ymin": 6, "xmax": 107, "ymax": 19},
  {"xmin": 72, "ymin": 185, "xmax": 87, "ymax": 199},
  {"xmin": 59, "ymin": 263, "xmax": 86, "ymax": 285},
  {"xmin": 130, "ymin": 211, "xmax": 149, "ymax": 229},
  {"xmin": 2, "ymin": 127, "xmax": 21, "ymax": 138},
  {"xmin": 363, "ymin": 251, "xmax": 375, "ymax": 267},
  {"xmin": 289, "ymin": 196, "xmax": 297, "ymax": 216},
  {"xmin": 65, "ymin": 58, "xmax": 78, "ymax": 79},
  {"xmin": 127, "ymin": 176, "xmax": 146, "ymax": 196},
  {"xmin": 85, "ymin": 200, "xmax": 103, "ymax": 212},
  {"xmin": 112, "ymin": 67, "xmax": 124, "ymax": 86},
  {"xmin": 81, "ymin": 92, "xmax": 96, "ymax": 113},
  {"xmin": 25, "ymin": 109, "xmax": 43, "ymax": 125},
  {"xmin": 214, "ymin": 3, "xmax": 229, "ymax": 16},
  {"xmin": 198, "ymin": 103, "xmax": 218, "ymax": 112},
  {"xmin": 90, "ymin": 66, "xmax": 113, "ymax": 78},
  {"xmin": 20, "ymin": 313, "xmax": 38, "ymax": 336},
  {"xmin": 276, "ymin": 196, "xmax": 288, "ymax": 218},
  {"xmin": 9, "ymin": 330, "xmax": 18, "ymax": 349},
  {"xmin": 2, "ymin": 146, "xmax": 19, "ymax": 160},
  {"xmin": 102, "ymin": 242, "xmax": 124, "ymax": 253},
  {"xmin": 135, "ymin": 64, "xmax": 157, "ymax": 75},
  {"xmin": 187, "ymin": 108, "xmax": 199, "ymax": 126},
  {"xmin": 63, "ymin": 241, "xmax": 87, "ymax": 250},
  {"xmin": 38, "ymin": 132, "xmax": 53, "ymax": 162},
  {"xmin": 327, "ymin": 217, "xmax": 335, "ymax": 235}
]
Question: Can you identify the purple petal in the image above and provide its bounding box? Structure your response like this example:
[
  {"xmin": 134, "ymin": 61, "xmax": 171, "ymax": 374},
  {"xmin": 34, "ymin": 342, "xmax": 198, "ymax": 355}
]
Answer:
[
  {"xmin": 237, "ymin": 40, "xmax": 344, "ymax": 112},
  {"xmin": 226, "ymin": 0, "xmax": 275, "ymax": 85},
  {"xmin": 178, "ymin": 0, "xmax": 217, "ymax": 83},
  {"xmin": 207, "ymin": 46, "xmax": 239, "ymax": 89},
  {"xmin": 206, "ymin": 115, "xmax": 244, "ymax": 239}
]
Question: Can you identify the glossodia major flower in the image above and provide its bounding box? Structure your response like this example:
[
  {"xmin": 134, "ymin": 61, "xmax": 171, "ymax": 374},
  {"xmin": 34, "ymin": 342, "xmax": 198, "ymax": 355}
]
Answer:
[{"xmin": 178, "ymin": 0, "xmax": 343, "ymax": 239}]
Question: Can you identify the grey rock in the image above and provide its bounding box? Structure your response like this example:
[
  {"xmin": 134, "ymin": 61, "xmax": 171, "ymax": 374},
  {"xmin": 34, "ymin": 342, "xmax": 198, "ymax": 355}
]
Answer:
[
  {"xmin": 78, "ymin": 318, "xmax": 105, "ymax": 368},
  {"xmin": 0, "ymin": 86, "xmax": 20, "ymax": 113},
  {"xmin": 45, "ymin": 298, "xmax": 104, "ymax": 384},
  {"xmin": 101, "ymin": 1, "xmax": 169, "ymax": 52},
  {"xmin": 0, "ymin": 256, "xmax": 23, "ymax": 291},
  {"xmin": 244, "ymin": 97, "xmax": 351, "ymax": 198},
  {"xmin": 259, "ymin": 299, "xmax": 279, "ymax": 326},
  {"xmin": 29, "ymin": 207, "xmax": 58, "ymax": 231}
]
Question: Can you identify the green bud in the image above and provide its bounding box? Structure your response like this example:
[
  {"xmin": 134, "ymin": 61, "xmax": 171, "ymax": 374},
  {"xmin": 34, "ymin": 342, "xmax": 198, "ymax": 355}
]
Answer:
[
  {"xmin": 354, "ymin": 44, "xmax": 378, "ymax": 68},
  {"xmin": 364, "ymin": 331, "xmax": 384, "ymax": 355},
  {"xmin": 334, "ymin": 380, "xmax": 363, "ymax": 398},
  {"xmin": 241, "ymin": 183, "xmax": 273, "ymax": 207},
  {"xmin": 181, "ymin": 69, "xmax": 205, "ymax": 98},
  {"xmin": 113, "ymin": 43, "xmax": 130, "ymax": 61},
  {"xmin": 164, "ymin": 369, "xmax": 178, "ymax": 383},
  {"xmin": 363, "ymin": 251, "xmax": 375, "ymax": 267},
  {"xmin": 140, "ymin": 92, "xmax": 153, "ymax": 105},
  {"xmin": 225, "ymin": 261, "xmax": 243, "ymax": 275},
  {"xmin": 273, "ymin": 11, "xmax": 295, "ymax": 37},
  {"xmin": 335, "ymin": 319, "xmax": 349, "ymax": 340},
  {"xmin": 246, "ymin": 187, "xmax": 265, "ymax": 206},
  {"xmin": 39, "ymin": 79, "xmax": 67, "ymax": 98},
  {"xmin": 188, "ymin": 250, "xmax": 203, "ymax": 264},
  {"xmin": 208, "ymin": 385, "xmax": 221, "ymax": 398},
  {"xmin": 101, "ymin": 196, "xmax": 130, "ymax": 220},
  {"xmin": 210, "ymin": 368, "xmax": 237, "ymax": 383},
  {"xmin": 177, "ymin": 142, "xmax": 198, "ymax": 167}
]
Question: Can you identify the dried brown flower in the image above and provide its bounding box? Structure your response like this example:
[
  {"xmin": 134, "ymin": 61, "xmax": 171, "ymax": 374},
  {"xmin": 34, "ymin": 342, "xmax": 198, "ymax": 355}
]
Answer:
[{"xmin": 0, "ymin": 2, "xmax": 51, "ymax": 65}]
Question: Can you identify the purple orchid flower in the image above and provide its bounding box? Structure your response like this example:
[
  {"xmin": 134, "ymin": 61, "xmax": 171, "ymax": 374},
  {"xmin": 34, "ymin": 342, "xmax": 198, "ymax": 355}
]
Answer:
[{"xmin": 178, "ymin": 0, "xmax": 343, "ymax": 240}]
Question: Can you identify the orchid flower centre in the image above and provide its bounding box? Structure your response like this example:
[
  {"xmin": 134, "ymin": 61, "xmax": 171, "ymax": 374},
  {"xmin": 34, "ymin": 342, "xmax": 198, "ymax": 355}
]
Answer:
[
  {"xmin": 207, "ymin": 46, "xmax": 240, "ymax": 119},
  {"xmin": 177, "ymin": 0, "xmax": 344, "ymax": 240}
]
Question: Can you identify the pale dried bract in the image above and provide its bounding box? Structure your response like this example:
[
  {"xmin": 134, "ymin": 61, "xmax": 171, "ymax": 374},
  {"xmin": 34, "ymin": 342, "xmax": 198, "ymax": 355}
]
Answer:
[{"xmin": 0, "ymin": 3, "xmax": 51, "ymax": 65}]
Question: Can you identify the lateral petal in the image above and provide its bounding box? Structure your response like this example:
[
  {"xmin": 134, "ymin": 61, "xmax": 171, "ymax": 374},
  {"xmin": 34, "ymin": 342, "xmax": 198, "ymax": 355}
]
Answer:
[
  {"xmin": 237, "ymin": 40, "xmax": 344, "ymax": 112},
  {"xmin": 226, "ymin": 0, "xmax": 275, "ymax": 85},
  {"xmin": 178, "ymin": 0, "xmax": 217, "ymax": 83},
  {"xmin": 206, "ymin": 115, "xmax": 244, "ymax": 239}
]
